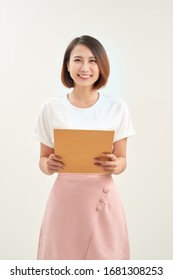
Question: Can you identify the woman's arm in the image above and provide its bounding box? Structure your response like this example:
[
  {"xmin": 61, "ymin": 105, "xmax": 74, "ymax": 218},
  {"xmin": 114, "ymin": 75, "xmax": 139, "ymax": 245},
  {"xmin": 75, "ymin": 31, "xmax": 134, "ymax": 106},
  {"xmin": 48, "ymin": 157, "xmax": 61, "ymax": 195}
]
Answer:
[
  {"xmin": 94, "ymin": 138, "xmax": 127, "ymax": 175},
  {"xmin": 39, "ymin": 143, "xmax": 64, "ymax": 175}
]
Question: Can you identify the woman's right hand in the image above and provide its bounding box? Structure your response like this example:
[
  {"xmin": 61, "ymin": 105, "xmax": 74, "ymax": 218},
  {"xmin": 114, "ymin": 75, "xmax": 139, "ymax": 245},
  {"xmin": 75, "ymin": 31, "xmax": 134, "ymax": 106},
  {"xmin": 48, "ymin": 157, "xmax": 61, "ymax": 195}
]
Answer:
[
  {"xmin": 39, "ymin": 143, "xmax": 64, "ymax": 175},
  {"xmin": 46, "ymin": 154, "xmax": 64, "ymax": 174}
]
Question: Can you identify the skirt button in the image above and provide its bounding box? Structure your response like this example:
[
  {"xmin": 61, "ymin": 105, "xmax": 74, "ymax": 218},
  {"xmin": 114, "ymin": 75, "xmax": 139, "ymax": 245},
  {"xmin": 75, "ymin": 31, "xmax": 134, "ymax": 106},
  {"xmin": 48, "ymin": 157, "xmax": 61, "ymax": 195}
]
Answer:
[
  {"xmin": 100, "ymin": 198, "xmax": 105, "ymax": 203},
  {"xmin": 96, "ymin": 205, "xmax": 102, "ymax": 212},
  {"xmin": 103, "ymin": 187, "xmax": 109, "ymax": 193}
]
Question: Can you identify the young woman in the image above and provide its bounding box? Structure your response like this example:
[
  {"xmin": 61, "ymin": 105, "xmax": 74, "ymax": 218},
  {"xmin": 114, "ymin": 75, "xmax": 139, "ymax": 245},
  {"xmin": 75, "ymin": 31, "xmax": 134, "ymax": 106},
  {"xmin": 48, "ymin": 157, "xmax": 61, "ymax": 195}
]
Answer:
[{"xmin": 34, "ymin": 35, "xmax": 135, "ymax": 260}]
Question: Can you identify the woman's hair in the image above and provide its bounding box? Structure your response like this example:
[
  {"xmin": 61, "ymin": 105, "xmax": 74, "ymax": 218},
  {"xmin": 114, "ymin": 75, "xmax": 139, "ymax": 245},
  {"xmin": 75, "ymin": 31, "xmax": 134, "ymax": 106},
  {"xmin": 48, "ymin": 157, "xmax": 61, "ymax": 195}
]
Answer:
[{"xmin": 61, "ymin": 35, "xmax": 110, "ymax": 90}]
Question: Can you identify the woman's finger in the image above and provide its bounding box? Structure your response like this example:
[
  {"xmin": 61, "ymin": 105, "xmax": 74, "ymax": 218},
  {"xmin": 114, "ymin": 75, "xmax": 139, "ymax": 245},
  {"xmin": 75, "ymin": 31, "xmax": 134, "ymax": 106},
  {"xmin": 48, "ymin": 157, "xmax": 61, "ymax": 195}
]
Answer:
[
  {"xmin": 101, "ymin": 153, "xmax": 117, "ymax": 161},
  {"xmin": 49, "ymin": 154, "xmax": 63, "ymax": 162},
  {"xmin": 94, "ymin": 158, "xmax": 118, "ymax": 167}
]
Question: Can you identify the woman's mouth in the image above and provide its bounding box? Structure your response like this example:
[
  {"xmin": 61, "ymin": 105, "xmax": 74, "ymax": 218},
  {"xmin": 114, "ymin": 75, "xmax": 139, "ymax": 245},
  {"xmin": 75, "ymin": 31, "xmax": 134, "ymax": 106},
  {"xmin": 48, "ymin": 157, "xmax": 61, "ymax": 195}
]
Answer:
[{"xmin": 78, "ymin": 74, "xmax": 91, "ymax": 79}]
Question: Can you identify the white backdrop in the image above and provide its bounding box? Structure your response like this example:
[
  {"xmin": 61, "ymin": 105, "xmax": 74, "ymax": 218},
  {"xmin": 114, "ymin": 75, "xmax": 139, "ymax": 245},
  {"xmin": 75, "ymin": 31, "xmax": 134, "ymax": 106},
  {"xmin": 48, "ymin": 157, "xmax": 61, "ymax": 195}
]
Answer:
[{"xmin": 0, "ymin": 0, "xmax": 173, "ymax": 260}]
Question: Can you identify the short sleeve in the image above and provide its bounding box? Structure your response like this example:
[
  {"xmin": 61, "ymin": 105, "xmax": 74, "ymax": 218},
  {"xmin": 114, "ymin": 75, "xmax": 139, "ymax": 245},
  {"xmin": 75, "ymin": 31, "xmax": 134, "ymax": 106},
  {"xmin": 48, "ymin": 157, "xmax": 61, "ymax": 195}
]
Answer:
[
  {"xmin": 114, "ymin": 101, "xmax": 135, "ymax": 142},
  {"xmin": 33, "ymin": 102, "xmax": 54, "ymax": 148}
]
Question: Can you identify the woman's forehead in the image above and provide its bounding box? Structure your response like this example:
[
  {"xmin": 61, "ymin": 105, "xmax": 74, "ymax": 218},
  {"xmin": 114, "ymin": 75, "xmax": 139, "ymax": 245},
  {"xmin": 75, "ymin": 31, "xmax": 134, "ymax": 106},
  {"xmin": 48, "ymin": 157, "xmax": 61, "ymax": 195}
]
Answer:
[{"xmin": 70, "ymin": 44, "xmax": 95, "ymax": 58}]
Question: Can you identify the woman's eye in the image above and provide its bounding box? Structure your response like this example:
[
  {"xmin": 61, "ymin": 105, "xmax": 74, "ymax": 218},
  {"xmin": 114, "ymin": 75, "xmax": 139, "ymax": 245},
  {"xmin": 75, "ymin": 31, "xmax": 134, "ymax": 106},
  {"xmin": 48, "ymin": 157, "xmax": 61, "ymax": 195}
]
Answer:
[
  {"xmin": 74, "ymin": 59, "xmax": 81, "ymax": 62},
  {"xmin": 89, "ymin": 59, "xmax": 97, "ymax": 63}
]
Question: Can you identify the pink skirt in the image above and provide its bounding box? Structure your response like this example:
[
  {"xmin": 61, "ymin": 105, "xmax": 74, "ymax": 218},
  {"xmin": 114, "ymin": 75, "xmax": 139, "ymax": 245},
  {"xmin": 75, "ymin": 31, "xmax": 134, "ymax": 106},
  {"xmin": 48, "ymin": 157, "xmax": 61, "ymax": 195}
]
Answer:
[{"xmin": 37, "ymin": 174, "xmax": 130, "ymax": 260}]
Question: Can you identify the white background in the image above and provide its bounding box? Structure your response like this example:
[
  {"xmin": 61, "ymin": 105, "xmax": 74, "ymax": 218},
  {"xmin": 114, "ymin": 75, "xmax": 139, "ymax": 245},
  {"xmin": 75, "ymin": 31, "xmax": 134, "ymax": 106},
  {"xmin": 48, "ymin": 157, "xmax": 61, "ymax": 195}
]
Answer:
[{"xmin": 0, "ymin": 0, "xmax": 173, "ymax": 260}]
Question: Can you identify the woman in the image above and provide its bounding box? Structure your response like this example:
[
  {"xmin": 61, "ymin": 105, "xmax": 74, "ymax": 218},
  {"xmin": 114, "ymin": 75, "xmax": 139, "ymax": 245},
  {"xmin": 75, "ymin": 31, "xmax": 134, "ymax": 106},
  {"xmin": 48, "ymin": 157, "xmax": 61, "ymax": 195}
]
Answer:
[{"xmin": 34, "ymin": 35, "xmax": 135, "ymax": 259}]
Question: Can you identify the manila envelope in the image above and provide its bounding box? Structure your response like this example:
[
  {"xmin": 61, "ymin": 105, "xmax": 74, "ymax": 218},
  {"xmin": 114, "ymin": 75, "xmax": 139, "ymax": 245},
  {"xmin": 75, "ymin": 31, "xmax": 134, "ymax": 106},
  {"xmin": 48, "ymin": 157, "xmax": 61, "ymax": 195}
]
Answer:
[{"xmin": 54, "ymin": 129, "xmax": 115, "ymax": 173}]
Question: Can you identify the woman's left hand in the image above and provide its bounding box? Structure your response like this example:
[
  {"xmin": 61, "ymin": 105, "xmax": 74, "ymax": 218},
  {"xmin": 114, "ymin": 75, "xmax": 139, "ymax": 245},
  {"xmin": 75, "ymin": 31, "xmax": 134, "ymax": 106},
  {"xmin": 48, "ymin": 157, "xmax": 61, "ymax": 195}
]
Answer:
[
  {"xmin": 94, "ymin": 138, "xmax": 127, "ymax": 175},
  {"xmin": 94, "ymin": 153, "xmax": 119, "ymax": 174}
]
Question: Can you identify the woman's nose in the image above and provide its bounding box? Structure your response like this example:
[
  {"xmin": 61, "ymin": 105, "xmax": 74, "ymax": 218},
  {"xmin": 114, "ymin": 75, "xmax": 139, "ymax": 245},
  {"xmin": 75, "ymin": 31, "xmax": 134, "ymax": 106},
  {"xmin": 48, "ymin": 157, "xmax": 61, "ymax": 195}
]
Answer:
[{"xmin": 80, "ymin": 62, "xmax": 89, "ymax": 72}]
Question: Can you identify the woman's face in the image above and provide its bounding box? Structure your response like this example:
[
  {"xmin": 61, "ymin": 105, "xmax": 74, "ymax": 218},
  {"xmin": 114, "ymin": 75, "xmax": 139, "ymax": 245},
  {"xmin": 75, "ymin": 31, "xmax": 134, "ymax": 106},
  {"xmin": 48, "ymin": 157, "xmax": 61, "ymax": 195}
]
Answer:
[{"xmin": 67, "ymin": 44, "xmax": 100, "ymax": 89}]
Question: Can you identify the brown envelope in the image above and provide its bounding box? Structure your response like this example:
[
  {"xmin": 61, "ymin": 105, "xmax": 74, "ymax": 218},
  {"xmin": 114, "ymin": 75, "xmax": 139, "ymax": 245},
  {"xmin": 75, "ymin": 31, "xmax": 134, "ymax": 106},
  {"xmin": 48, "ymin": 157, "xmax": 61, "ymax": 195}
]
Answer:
[{"xmin": 54, "ymin": 129, "xmax": 115, "ymax": 173}]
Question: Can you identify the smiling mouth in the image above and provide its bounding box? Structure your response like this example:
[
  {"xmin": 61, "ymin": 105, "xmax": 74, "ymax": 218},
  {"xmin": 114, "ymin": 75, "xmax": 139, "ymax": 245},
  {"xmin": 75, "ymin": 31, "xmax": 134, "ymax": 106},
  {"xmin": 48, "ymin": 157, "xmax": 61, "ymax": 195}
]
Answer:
[{"xmin": 78, "ymin": 74, "xmax": 91, "ymax": 79}]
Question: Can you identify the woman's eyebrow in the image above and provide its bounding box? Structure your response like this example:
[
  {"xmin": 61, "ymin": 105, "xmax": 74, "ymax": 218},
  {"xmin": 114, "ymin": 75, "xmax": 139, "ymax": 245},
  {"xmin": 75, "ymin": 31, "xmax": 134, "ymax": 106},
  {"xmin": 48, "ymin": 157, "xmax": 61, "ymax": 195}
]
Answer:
[
  {"xmin": 73, "ymin": 55, "xmax": 96, "ymax": 58},
  {"xmin": 73, "ymin": 55, "xmax": 82, "ymax": 58}
]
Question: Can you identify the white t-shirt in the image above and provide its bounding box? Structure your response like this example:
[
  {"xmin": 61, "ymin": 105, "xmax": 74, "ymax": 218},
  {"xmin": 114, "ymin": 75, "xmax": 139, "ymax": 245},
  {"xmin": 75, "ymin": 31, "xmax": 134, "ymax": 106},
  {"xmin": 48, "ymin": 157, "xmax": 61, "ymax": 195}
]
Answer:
[{"xmin": 34, "ymin": 93, "xmax": 135, "ymax": 148}]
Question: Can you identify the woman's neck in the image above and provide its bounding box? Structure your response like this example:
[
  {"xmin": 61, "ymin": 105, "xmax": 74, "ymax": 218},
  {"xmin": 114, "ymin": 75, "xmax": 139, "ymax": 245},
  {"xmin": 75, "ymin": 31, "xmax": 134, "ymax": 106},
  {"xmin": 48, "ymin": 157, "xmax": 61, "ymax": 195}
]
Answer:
[{"xmin": 67, "ymin": 87, "xmax": 99, "ymax": 108}]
